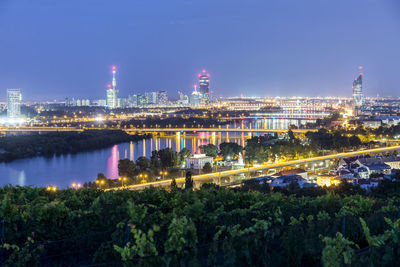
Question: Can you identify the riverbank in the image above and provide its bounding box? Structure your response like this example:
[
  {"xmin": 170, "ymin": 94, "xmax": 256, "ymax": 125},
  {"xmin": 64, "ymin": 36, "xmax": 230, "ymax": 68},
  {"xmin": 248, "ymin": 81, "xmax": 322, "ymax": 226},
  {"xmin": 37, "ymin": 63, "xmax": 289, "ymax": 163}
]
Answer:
[{"xmin": 0, "ymin": 130, "xmax": 151, "ymax": 162}]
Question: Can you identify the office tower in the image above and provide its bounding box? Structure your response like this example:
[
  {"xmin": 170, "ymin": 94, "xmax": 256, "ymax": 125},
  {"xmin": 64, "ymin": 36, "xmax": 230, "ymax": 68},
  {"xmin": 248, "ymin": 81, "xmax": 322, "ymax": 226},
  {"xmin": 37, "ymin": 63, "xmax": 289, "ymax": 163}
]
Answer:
[
  {"xmin": 198, "ymin": 70, "xmax": 210, "ymax": 104},
  {"xmin": 145, "ymin": 91, "xmax": 158, "ymax": 104},
  {"xmin": 137, "ymin": 94, "xmax": 147, "ymax": 106},
  {"xmin": 198, "ymin": 70, "xmax": 210, "ymax": 95},
  {"xmin": 157, "ymin": 90, "xmax": 168, "ymax": 105},
  {"xmin": 352, "ymin": 66, "xmax": 364, "ymax": 115},
  {"xmin": 128, "ymin": 94, "xmax": 138, "ymax": 107},
  {"xmin": 7, "ymin": 88, "xmax": 22, "ymax": 118},
  {"xmin": 190, "ymin": 85, "xmax": 202, "ymax": 107},
  {"xmin": 106, "ymin": 66, "xmax": 118, "ymax": 108}
]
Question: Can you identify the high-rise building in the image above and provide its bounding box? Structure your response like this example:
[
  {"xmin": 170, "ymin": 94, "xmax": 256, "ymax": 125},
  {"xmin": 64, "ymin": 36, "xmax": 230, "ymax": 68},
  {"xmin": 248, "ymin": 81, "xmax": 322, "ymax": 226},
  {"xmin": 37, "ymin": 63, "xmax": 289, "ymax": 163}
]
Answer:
[
  {"xmin": 190, "ymin": 85, "xmax": 202, "ymax": 107},
  {"xmin": 106, "ymin": 66, "xmax": 118, "ymax": 108},
  {"xmin": 145, "ymin": 91, "xmax": 158, "ymax": 104},
  {"xmin": 128, "ymin": 94, "xmax": 138, "ymax": 107},
  {"xmin": 7, "ymin": 88, "xmax": 22, "ymax": 118},
  {"xmin": 198, "ymin": 70, "xmax": 210, "ymax": 104},
  {"xmin": 352, "ymin": 67, "xmax": 364, "ymax": 115},
  {"xmin": 137, "ymin": 94, "xmax": 147, "ymax": 106},
  {"xmin": 157, "ymin": 90, "xmax": 168, "ymax": 105},
  {"xmin": 177, "ymin": 91, "xmax": 189, "ymax": 105},
  {"xmin": 198, "ymin": 70, "xmax": 210, "ymax": 95}
]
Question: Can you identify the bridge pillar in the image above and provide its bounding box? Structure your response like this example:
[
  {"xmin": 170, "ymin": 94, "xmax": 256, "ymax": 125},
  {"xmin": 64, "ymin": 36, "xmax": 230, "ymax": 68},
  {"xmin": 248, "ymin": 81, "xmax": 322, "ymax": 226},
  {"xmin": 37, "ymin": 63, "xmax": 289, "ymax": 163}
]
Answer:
[{"xmin": 325, "ymin": 159, "xmax": 330, "ymax": 168}]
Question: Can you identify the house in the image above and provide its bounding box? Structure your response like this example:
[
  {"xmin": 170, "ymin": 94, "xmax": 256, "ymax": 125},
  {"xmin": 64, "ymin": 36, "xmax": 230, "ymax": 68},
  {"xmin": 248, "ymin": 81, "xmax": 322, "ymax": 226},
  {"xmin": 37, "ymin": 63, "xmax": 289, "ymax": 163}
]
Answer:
[
  {"xmin": 382, "ymin": 156, "xmax": 400, "ymax": 170},
  {"xmin": 186, "ymin": 154, "xmax": 213, "ymax": 169},
  {"xmin": 270, "ymin": 174, "xmax": 311, "ymax": 188},
  {"xmin": 354, "ymin": 158, "xmax": 392, "ymax": 177},
  {"xmin": 272, "ymin": 168, "xmax": 308, "ymax": 179},
  {"xmin": 357, "ymin": 178, "xmax": 382, "ymax": 191}
]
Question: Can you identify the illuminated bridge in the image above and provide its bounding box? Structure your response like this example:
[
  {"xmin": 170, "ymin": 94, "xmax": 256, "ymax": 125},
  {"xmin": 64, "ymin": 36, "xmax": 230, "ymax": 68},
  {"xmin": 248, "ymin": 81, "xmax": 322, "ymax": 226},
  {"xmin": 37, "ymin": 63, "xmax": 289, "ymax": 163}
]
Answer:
[
  {"xmin": 0, "ymin": 126, "xmax": 316, "ymax": 134},
  {"xmin": 108, "ymin": 145, "xmax": 400, "ymax": 191}
]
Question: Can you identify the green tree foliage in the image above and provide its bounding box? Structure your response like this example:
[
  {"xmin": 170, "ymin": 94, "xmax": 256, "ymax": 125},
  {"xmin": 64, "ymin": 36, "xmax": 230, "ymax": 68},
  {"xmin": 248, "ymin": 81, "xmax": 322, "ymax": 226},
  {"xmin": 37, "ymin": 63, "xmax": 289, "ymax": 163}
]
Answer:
[
  {"xmin": 199, "ymin": 144, "xmax": 218, "ymax": 158},
  {"xmin": 170, "ymin": 178, "xmax": 178, "ymax": 189},
  {"xmin": 219, "ymin": 142, "xmax": 243, "ymax": 160},
  {"xmin": 321, "ymin": 232, "xmax": 357, "ymax": 267},
  {"xmin": 3, "ymin": 180, "xmax": 400, "ymax": 265},
  {"xmin": 185, "ymin": 171, "xmax": 193, "ymax": 190},
  {"xmin": 178, "ymin": 148, "xmax": 192, "ymax": 166},
  {"xmin": 156, "ymin": 148, "xmax": 177, "ymax": 169},
  {"xmin": 118, "ymin": 159, "xmax": 136, "ymax": 178},
  {"xmin": 136, "ymin": 156, "xmax": 151, "ymax": 172},
  {"xmin": 202, "ymin": 162, "xmax": 213, "ymax": 173}
]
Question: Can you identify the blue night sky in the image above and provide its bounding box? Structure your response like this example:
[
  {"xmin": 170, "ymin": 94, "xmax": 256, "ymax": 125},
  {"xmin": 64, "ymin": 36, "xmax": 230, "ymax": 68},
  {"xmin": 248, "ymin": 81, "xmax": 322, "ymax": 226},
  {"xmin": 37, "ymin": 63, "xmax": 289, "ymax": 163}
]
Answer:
[{"xmin": 0, "ymin": 0, "xmax": 399, "ymax": 101}]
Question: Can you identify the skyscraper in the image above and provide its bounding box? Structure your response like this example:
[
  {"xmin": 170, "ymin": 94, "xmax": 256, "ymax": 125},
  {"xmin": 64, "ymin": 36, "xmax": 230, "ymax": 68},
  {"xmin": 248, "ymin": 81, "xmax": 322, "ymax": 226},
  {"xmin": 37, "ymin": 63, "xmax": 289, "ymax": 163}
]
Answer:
[
  {"xmin": 198, "ymin": 70, "xmax": 210, "ymax": 95},
  {"xmin": 198, "ymin": 70, "xmax": 210, "ymax": 104},
  {"xmin": 352, "ymin": 66, "xmax": 363, "ymax": 115},
  {"xmin": 7, "ymin": 88, "xmax": 22, "ymax": 118},
  {"xmin": 157, "ymin": 91, "xmax": 168, "ymax": 105},
  {"xmin": 106, "ymin": 66, "xmax": 118, "ymax": 108}
]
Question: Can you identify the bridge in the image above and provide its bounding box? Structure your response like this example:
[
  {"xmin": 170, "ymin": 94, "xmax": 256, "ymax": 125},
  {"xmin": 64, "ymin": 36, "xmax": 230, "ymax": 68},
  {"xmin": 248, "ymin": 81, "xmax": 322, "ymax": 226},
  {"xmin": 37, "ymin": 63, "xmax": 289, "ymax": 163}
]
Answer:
[
  {"xmin": 107, "ymin": 145, "xmax": 400, "ymax": 191},
  {"xmin": 0, "ymin": 126, "xmax": 315, "ymax": 134}
]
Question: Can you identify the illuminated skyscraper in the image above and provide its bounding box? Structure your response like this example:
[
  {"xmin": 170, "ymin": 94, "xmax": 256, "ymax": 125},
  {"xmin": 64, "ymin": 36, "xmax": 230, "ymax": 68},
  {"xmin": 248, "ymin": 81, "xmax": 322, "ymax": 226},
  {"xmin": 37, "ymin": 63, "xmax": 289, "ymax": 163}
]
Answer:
[
  {"xmin": 157, "ymin": 90, "xmax": 168, "ymax": 105},
  {"xmin": 190, "ymin": 85, "xmax": 202, "ymax": 107},
  {"xmin": 106, "ymin": 66, "xmax": 118, "ymax": 108},
  {"xmin": 352, "ymin": 66, "xmax": 364, "ymax": 115},
  {"xmin": 7, "ymin": 88, "xmax": 22, "ymax": 118},
  {"xmin": 198, "ymin": 69, "xmax": 210, "ymax": 104},
  {"xmin": 199, "ymin": 70, "xmax": 210, "ymax": 95}
]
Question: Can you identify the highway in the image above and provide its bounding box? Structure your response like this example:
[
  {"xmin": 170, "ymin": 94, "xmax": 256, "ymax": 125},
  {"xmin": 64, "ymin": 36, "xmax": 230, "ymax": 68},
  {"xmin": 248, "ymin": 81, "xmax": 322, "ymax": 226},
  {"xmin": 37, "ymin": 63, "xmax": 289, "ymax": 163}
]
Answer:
[{"xmin": 107, "ymin": 145, "xmax": 400, "ymax": 191}]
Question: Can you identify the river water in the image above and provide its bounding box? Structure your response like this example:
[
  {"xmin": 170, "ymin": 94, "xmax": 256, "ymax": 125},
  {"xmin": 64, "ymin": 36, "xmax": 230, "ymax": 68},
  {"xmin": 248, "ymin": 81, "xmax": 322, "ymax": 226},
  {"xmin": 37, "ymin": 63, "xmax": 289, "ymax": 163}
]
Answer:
[{"xmin": 0, "ymin": 118, "xmax": 314, "ymax": 188}]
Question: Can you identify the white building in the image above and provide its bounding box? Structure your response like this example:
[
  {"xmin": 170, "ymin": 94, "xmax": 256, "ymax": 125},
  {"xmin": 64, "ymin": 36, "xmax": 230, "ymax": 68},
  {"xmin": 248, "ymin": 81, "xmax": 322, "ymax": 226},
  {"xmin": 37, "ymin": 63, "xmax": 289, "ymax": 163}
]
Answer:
[
  {"xmin": 186, "ymin": 154, "xmax": 213, "ymax": 169},
  {"xmin": 107, "ymin": 88, "xmax": 118, "ymax": 108},
  {"xmin": 7, "ymin": 88, "xmax": 22, "ymax": 118}
]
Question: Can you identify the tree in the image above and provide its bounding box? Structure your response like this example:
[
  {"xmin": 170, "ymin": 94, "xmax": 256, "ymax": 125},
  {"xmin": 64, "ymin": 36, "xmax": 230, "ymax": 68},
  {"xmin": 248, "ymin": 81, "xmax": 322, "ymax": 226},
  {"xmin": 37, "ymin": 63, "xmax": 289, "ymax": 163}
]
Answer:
[
  {"xmin": 97, "ymin": 173, "xmax": 107, "ymax": 180},
  {"xmin": 150, "ymin": 151, "xmax": 161, "ymax": 170},
  {"xmin": 202, "ymin": 162, "xmax": 212, "ymax": 173},
  {"xmin": 118, "ymin": 159, "xmax": 136, "ymax": 178},
  {"xmin": 349, "ymin": 135, "xmax": 362, "ymax": 148},
  {"xmin": 219, "ymin": 142, "xmax": 243, "ymax": 160},
  {"xmin": 178, "ymin": 148, "xmax": 192, "ymax": 166},
  {"xmin": 171, "ymin": 178, "xmax": 178, "ymax": 189},
  {"xmin": 287, "ymin": 130, "xmax": 296, "ymax": 142},
  {"xmin": 158, "ymin": 148, "xmax": 177, "ymax": 168},
  {"xmin": 185, "ymin": 171, "xmax": 193, "ymax": 190},
  {"xmin": 200, "ymin": 144, "xmax": 218, "ymax": 158},
  {"xmin": 136, "ymin": 156, "xmax": 151, "ymax": 172}
]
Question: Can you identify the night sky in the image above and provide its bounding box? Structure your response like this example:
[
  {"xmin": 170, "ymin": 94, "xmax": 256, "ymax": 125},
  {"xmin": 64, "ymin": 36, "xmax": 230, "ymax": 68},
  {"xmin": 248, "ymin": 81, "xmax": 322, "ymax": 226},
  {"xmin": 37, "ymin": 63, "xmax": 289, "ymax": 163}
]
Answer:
[{"xmin": 0, "ymin": 0, "xmax": 399, "ymax": 101}]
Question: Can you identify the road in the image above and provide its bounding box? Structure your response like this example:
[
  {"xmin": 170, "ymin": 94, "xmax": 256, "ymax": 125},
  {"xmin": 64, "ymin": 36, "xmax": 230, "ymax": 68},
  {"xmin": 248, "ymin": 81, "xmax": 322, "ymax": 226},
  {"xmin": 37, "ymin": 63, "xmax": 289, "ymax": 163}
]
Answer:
[{"xmin": 106, "ymin": 145, "xmax": 400, "ymax": 191}]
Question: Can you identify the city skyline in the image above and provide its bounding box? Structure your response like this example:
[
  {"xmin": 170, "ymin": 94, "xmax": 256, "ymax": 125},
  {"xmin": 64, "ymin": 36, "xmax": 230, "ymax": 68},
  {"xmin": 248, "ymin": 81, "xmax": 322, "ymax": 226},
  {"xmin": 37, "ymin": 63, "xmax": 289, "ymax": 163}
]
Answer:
[{"xmin": 0, "ymin": 0, "xmax": 400, "ymax": 101}]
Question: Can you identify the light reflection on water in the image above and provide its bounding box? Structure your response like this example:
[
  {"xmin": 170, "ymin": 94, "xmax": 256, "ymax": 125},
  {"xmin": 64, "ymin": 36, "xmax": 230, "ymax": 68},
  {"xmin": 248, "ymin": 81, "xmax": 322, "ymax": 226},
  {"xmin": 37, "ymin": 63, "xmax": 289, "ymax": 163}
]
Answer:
[{"xmin": 0, "ymin": 119, "xmax": 313, "ymax": 188}]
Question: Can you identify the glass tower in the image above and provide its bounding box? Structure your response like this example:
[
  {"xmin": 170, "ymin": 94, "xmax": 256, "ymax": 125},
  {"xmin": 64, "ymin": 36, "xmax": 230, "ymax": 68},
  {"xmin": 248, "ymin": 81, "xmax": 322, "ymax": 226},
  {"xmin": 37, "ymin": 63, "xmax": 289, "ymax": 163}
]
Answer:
[
  {"xmin": 352, "ymin": 74, "xmax": 363, "ymax": 115},
  {"xmin": 7, "ymin": 88, "xmax": 22, "ymax": 118}
]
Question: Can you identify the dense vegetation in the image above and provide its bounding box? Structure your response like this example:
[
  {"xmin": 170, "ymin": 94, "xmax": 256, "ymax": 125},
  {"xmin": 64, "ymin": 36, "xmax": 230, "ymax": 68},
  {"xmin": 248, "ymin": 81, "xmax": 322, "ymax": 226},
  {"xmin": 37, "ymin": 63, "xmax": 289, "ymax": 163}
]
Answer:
[
  {"xmin": 2, "ymin": 180, "xmax": 400, "ymax": 266},
  {"xmin": 0, "ymin": 130, "xmax": 151, "ymax": 162}
]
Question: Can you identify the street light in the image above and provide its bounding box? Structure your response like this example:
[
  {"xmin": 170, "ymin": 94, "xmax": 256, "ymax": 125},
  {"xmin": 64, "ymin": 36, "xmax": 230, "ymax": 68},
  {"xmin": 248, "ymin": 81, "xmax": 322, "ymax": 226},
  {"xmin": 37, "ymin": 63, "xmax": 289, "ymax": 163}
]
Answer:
[
  {"xmin": 118, "ymin": 177, "xmax": 127, "ymax": 187},
  {"xmin": 46, "ymin": 185, "xmax": 58, "ymax": 192},
  {"xmin": 139, "ymin": 173, "xmax": 148, "ymax": 183},
  {"xmin": 159, "ymin": 171, "xmax": 168, "ymax": 179}
]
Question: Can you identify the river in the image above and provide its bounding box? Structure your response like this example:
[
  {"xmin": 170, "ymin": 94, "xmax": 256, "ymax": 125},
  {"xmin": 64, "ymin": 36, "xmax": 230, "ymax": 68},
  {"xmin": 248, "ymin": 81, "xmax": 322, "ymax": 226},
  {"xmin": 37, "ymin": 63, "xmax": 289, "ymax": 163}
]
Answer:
[{"xmin": 0, "ymin": 118, "xmax": 314, "ymax": 188}]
